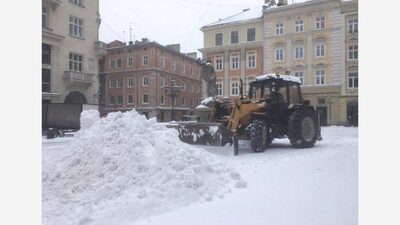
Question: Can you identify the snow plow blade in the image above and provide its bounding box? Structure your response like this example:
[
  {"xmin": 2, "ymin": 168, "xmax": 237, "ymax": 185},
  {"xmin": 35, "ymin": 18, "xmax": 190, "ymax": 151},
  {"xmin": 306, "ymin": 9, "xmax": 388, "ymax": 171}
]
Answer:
[{"xmin": 165, "ymin": 122, "xmax": 233, "ymax": 146}]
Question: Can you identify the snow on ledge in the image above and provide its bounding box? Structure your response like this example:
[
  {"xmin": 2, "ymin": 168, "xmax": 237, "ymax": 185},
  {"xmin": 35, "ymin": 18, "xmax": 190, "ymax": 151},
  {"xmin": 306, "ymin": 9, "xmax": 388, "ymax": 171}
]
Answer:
[{"xmin": 254, "ymin": 74, "xmax": 301, "ymax": 84}]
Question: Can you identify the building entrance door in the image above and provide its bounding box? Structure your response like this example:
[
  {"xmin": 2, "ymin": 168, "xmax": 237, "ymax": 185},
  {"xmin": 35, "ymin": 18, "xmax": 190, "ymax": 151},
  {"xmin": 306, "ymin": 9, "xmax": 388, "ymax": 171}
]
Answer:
[
  {"xmin": 347, "ymin": 102, "xmax": 358, "ymax": 126},
  {"xmin": 316, "ymin": 106, "xmax": 328, "ymax": 126},
  {"xmin": 160, "ymin": 111, "xmax": 165, "ymax": 122}
]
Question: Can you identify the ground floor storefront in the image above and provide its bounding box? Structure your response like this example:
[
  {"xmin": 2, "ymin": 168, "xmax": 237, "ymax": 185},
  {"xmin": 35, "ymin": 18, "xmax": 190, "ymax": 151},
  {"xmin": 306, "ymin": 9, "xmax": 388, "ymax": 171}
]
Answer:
[{"xmin": 302, "ymin": 85, "xmax": 358, "ymax": 126}]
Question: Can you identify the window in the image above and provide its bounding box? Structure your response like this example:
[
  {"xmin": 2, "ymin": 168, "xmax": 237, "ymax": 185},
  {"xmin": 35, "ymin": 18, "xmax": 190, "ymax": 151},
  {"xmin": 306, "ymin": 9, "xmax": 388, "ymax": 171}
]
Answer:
[
  {"xmin": 142, "ymin": 94, "xmax": 149, "ymax": 104},
  {"xmin": 69, "ymin": 16, "xmax": 83, "ymax": 38},
  {"xmin": 230, "ymin": 53, "xmax": 239, "ymax": 70},
  {"xmin": 117, "ymin": 59, "xmax": 122, "ymax": 68},
  {"xmin": 143, "ymin": 55, "xmax": 149, "ymax": 65},
  {"xmin": 69, "ymin": 53, "xmax": 83, "ymax": 71},
  {"xmin": 349, "ymin": 45, "xmax": 358, "ymax": 60},
  {"xmin": 42, "ymin": 7, "xmax": 48, "ymax": 28},
  {"xmin": 42, "ymin": 44, "xmax": 51, "ymax": 65},
  {"xmin": 196, "ymin": 84, "xmax": 200, "ymax": 93},
  {"xmin": 189, "ymin": 83, "xmax": 194, "ymax": 93},
  {"xmin": 160, "ymin": 95, "xmax": 165, "ymax": 105},
  {"xmin": 110, "ymin": 59, "xmax": 116, "ymax": 69},
  {"xmin": 231, "ymin": 31, "xmax": 239, "ymax": 44},
  {"xmin": 42, "ymin": 68, "xmax": 51, "ymax": 93},
  {"xmin": 160, "ymin": 57, "xmax": 165, "ymax": 68},
  {"xmin": 316, "ymin": 69, "xmax": 325, "ymax": 85},
  {"xmin": 190, "ymin": 67, "xmax": 193, "ymax": 76},
  {"xmin": 181, "ymin": 97, "xmax": 185, "ymax": 106},
  {"xmin": 142, "ymin": 76, "xmax": 149, "ymax": 86},
  {"xmin": 128, "ymin": 56, "xmax": 133, "ymax": 67},
  {"xmin": 215, "ymin": 33, "xmax": 223, "ymax": 46},
  {"xmin": 109, "ymin": 80, "xmax": 116, "ymax": 88},
  {"xmin": 127, "ymin": 77, "xmax": 134, "ymax": 88},
  {"xmin": 170, "ymin": 79, "xmax": 176, "ymax": 86},
  {"xmin": 275, "ymin": 48, "xmax": 284, "ymax": 61},
  {"xmin": 160, "ymin": 77, "xmax": 165, "ymax": 87},
  {"xmin": 172, "ymin": 61, "xmax": 176, "ymax": 71},
  {"xmin": 247, "ymin": 28, "xmax": 256, "ymax": 42},
  {"xmin": 316, "ymin": 16, "xmax": 325, "ymax": 30},
  {"xmin": 348, "ymin": 18, "xmax": 358, "ymax": 33},
  {"xmin": 246, "ymin": 51, "xmax": 256, "ymax": 68},
  {"xmin": 275, "ymin": 23, "xmax": 284, "ymax": 35},
  {"xmin": 294, "ymin": 71, "xmax": 304, "ymax": 84},
  {"xmin": 316, "ymin": 43, "xmax": 325, "ymax": 57},
  {"xmin": 181, "ymin": 81, "xmax": 185, "ymax": 90},
  {"xmin": 231, "ymin": 80, "xmax": 239, "ymax": 96},
  {"xmin": 295, "ymin": 19, "xmax": 303, "ymax": 32},
  {"xmin": 181, "ymin": 64, "xmax": 186, "ymax": 74},
  {"xmin": 117, "ymin": 79, "xmax": 122, "ymax": 88},
  {"xmin": 318, "ymin": 98, "xmax": 326, "ymax": 104},
  {"xmin": 127, "ymin": 95, "xmax": 133, "ymax": 104},
  {"xmin": 295, "ymin": 45, "xmax": 304, "ymax": 59},
  {"xmin": 117, "ymin": 95, "xmax": 123, "ymax": 105},
  {"xmin": 215, "ymin": 56, "xmax": 223, "ymax": 71},
  {"xmin": 216, "ymin": 81, "xmax": 223, "ymax": 96},
  {"xmin": 348, "ymin": 72, "xmax": 358, "ymax": 88},
  {"xmin": 190, "ymin": 98, "xmax": 194, "ymax": 106},
  {"xmin": 109, "ymin": 96, "xmax": 115, "ymax": 105},
  {"xmin": 69, "ymin": 0, "xmax": 84, "ymax": 6}
]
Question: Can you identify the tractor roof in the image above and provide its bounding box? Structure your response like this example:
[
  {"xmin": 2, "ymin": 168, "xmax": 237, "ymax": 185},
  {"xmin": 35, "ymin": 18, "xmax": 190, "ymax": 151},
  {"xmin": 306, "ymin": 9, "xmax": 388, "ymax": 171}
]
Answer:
[{"xmin": 254, "ymin": 74, "xmax": 301, "ymax": 84}]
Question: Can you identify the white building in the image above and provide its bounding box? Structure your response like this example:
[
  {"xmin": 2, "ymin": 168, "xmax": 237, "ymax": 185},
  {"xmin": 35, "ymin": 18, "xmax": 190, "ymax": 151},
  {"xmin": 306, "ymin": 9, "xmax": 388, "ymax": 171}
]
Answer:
[{"xmin": 42, "ymin": 0, "xmax": 105, "ymax": 105}]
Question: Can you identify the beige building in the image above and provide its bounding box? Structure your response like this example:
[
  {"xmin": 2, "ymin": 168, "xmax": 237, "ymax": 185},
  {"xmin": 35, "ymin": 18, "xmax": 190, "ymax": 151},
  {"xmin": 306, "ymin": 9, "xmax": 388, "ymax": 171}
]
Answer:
[
  {"xmin": 42, "ymin": 0, "xmax": 104, "ymax": 106},
  {"xmin": 263, "ymin": 0, "xmax": 358, "ymax": 126},
  {"xmin": 199, "ymin": 8, "xmax": 264, "ymax": 100}
]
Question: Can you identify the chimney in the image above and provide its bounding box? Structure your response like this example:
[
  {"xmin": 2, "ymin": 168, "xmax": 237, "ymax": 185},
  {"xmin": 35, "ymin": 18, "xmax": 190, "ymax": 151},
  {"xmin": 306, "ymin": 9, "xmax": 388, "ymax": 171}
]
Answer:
[
  {"xmin": 186, "ymin": 52, "xmax": 197, "ymax": 60},
  {"xmin": 128, "ymin": 41, "xmax": 133, "ymax": 45},
  {"xmin": 166, "ymin": 44, "xmax": 181, "ymax": 53},
  {"xmin": 141, "ymin": 38, "xmax": 149, "ymax": 43}
]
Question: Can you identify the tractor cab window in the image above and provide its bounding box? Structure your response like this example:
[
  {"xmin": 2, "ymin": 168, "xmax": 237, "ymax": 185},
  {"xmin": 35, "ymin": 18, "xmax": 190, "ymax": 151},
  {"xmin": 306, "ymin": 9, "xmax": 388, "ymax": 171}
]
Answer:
[{"xmin": 288, "ymin": 84, "xmax": 301, "ymax": 104}]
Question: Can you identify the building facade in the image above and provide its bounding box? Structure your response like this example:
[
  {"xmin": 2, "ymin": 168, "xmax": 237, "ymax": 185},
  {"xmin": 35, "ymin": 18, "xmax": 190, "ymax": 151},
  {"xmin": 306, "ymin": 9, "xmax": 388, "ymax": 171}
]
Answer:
[
  {"xmin": 42, "ymin": 0, "xmax": 104, "ymax": 105},
  {"xmin": 199, "ymin": 8, "xmax": 264, "ymax": 100},
  {"xmin": 263, "ymin": 0, "xmax": 358, "ymax": 126},
  {"xmin": 102, "ymin": 40, "xmax": 202, "ymax": 121}
]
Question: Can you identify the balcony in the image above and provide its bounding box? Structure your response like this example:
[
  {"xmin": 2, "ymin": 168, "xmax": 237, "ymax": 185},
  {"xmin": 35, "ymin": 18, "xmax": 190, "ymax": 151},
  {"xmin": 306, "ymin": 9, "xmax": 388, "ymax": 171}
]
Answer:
[
  {"xmin": 44, "ymin": 0, "xmax": 62, "ymax": 9},
  {"xmin": 64, "ymin": 71, "xmax": 95, "ymax": 85},
  {"xmin": 95, "ymin": 41, "xmax": 107, "ymax": 57}
]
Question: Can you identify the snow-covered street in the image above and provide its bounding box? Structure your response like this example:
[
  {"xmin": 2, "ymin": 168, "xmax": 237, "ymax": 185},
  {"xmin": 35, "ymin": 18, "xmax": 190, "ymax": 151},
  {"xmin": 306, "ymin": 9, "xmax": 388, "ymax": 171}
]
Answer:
[{"xmin": 43, "ymin": 124, "xmax": 357, "ymax": 225}]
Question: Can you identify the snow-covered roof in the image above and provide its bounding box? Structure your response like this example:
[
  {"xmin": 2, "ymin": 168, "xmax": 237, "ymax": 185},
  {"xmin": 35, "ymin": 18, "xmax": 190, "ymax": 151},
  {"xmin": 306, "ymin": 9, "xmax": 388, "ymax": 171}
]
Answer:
[
  {"xmin": 203, "ymin": 8, "xmax": 263, "ymax": 28},
  {"xmin": 254, "ymin": 74, "xmax": 301, "ymax": 84}
]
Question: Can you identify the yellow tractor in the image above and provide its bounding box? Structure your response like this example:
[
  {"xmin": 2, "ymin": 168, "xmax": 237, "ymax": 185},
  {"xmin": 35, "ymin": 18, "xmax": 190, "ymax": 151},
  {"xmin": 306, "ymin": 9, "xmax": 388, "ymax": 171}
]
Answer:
[{"xmin": 175, "ymin": 73, "xmax": 322, "ymax": 155}]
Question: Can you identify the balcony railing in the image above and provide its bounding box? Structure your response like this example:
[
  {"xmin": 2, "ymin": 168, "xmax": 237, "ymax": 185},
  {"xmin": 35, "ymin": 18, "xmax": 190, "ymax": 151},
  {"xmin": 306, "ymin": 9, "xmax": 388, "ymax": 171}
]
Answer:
[
  {"xmin": 95, "ymin": 41, "xmax": 107, "ymax": 57},
  {"xmin": 64, "ymin": 71, "xmax": 94, "ymax": 84}
]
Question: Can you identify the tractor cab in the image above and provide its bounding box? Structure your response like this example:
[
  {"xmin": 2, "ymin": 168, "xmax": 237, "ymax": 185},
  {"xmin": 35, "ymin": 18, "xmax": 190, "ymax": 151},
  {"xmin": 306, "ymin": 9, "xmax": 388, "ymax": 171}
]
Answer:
[{"xmin": 248, "ymin": 74, "xmax": 303, "ymax": 106}]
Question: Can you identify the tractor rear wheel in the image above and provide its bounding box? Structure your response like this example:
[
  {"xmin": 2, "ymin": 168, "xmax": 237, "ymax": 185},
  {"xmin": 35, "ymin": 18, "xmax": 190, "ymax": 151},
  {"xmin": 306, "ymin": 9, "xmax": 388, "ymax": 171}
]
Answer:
[
  {"xmin": 250, "ymin": 119, "xmax": 269, "ymax": 152},
  {"xmin": 288, "ymin": 108, "xmax": 318, "ymax": 148}
]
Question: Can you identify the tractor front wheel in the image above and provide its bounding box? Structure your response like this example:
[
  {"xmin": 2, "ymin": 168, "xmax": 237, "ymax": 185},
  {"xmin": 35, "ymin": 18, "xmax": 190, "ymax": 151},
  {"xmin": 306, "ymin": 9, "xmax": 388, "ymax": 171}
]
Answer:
[{"xmin": 250, "ymin": 119, "xmax": 268, "ymax": 152}]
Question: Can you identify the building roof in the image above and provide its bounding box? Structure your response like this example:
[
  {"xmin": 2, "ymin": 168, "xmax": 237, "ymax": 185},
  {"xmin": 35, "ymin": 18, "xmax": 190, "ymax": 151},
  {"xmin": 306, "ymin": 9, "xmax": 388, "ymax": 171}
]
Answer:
[
  {"xmin": 106, "ymin": 40, "xmax": 200, "ymax": 64},
  {"xmin": 202, "ymin": 7, "xmax": 263, "ymax": 29}
]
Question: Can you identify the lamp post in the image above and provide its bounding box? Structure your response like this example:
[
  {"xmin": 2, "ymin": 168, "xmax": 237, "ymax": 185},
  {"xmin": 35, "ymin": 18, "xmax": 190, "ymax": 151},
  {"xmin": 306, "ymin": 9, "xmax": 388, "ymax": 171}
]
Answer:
[{"xmin": 164, "ymin": 84, "xmax": 181, "ymax": 121}]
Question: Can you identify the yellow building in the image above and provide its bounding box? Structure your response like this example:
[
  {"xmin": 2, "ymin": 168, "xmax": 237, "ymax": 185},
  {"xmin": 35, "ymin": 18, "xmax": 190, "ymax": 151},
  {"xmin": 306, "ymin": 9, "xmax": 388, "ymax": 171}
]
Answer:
[
  {"xmin": 199, "ymin": 8, "xmax": 264, "ymax": 100},
  {"xmin": 263, "ymin": 0, "xmax": 358, "ymax": 126}
]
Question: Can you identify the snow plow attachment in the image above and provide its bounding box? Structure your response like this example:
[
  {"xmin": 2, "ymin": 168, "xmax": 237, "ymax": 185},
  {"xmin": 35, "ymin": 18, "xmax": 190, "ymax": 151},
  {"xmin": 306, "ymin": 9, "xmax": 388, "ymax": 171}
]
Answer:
[{"xmin": 165, "ymin": 122, "xmax": 233, "ymax": 146}]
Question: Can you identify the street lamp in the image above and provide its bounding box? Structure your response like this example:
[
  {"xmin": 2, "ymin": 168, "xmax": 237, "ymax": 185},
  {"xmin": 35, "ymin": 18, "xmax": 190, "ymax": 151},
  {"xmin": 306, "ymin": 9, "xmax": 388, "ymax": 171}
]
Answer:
[{"xmin": 164, "ymin": 84, "xmax": 181, "ymax": 121}]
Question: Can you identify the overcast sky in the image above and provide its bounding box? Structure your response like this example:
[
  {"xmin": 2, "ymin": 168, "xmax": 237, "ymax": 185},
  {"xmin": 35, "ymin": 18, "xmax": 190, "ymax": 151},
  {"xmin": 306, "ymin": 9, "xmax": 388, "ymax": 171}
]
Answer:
[{"xmin": 99, "ymin": 0, "xmax": 305, "ymax": 57}]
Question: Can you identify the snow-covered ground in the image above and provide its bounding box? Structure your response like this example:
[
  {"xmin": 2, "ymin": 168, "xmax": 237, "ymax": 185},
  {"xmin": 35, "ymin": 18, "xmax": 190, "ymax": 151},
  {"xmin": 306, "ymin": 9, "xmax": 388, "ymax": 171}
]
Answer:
[{"xmin": 43, "ymin": 125, "xmax": 357, "ymax": 225}]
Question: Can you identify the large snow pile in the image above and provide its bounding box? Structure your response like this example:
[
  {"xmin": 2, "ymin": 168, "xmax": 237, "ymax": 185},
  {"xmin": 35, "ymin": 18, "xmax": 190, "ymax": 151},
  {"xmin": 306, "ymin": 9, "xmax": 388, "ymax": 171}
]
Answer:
[
  {"xmin": 79, "ymin": 110, "xmax": 100, "ymax": 130},
  {"xmin": 42, "ymin": 110, "xmax": 243, "ymax": 225}
]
